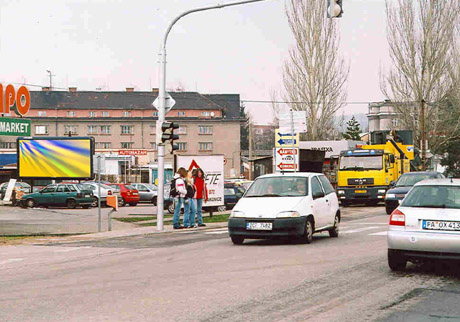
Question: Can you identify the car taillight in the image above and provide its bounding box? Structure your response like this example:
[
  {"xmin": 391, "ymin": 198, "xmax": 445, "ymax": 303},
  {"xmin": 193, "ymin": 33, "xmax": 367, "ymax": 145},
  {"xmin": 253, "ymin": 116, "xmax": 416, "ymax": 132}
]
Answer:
[
  {"xmin": 389, "ymin": 209, "xmax": 405, "ymax": 226},
  {"xmin": 108, "ymin": 190, "xmax": 112, "ymax": 195},
  {"xmin": 77, "ymin": 193, "xmax": 82, "ymax": 198}
]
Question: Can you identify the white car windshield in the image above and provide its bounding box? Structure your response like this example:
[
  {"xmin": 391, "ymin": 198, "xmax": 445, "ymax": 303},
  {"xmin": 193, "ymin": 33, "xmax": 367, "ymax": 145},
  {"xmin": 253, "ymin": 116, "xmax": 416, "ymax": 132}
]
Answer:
[
  {"xmin": 339, "ymin": 156, "xmax": 383, "ymax": 170},
  {"xmin": 396, "ymin": 174, "xmax": 435, "ymax": 187},
  {"xmin": 402, "ymin": 185, "xmax": 460, "ymax": 209},
  {"xmin": 244, "ymin": 177, "xmax": 308, "ymax": 197}
]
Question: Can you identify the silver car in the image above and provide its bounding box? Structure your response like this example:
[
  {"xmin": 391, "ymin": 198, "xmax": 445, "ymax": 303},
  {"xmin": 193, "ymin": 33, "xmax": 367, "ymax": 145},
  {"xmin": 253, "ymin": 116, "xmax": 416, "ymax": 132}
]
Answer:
[
  {"xmin": 131, "ymin": 183, "xmax": 158, "ymax": 205},
  {"xmin": 387, "ymin": 178, "xmax": 460, "ymax": 270},
  {"xmin": 82, "ymin": 183, "xmax": 115, "ymax": 207}
]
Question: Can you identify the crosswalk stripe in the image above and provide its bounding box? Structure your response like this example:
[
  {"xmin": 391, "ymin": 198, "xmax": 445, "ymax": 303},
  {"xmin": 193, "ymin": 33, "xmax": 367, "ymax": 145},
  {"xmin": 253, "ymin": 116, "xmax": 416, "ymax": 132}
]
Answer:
[
  {"xmin": 369, "ymin": 231, "xmax": 388, "ymax": 236},
  {"xmin": 342, "ymin": 226, "xmax": 380, "ymax": 234},
  {"xmin": 0, "ymin": 258, "xmax": 24, "ymax": 265}
]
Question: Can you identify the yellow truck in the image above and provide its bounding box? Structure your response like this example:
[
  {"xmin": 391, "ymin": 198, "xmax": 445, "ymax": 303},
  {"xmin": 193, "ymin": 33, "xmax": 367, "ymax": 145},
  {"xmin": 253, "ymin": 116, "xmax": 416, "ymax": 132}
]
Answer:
[{"xmin": 336, "ymin": 139, "xmax": 414, "ymax": 206}]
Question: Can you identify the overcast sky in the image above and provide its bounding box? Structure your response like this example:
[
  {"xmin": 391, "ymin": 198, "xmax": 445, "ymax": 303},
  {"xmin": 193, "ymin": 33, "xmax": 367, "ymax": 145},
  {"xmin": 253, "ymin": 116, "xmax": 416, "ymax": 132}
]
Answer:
[{"xmin": 0, "ymin": 0, "xmax": 391, "ymax": 124}]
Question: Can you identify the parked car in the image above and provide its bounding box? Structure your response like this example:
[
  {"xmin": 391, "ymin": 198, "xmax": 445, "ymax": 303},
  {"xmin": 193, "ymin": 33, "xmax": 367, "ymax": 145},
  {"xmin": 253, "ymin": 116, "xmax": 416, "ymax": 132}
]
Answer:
[
  {"xmin": 228, "ymin": 172, "xmax": 340, "ymax": 245},
  {"xmin": 385, "ymin": 171, "xmax": 445, "ymax": 214},
  {"xmin": 387, "ymin": 178, "xmax": 460, "ymax": 271},
  {"xmin": 217, "ymin": 183, "xmax": 246, "ymax": 212},
  {"xmin": 107, "ymin": 183, "xmax": 139, "ymax": 206},
  {"xmin": 19, "ymin": 183, "xmax": 93, "ymax": 209},
  {"xmin": 81, "ymin": 183, "xmax": 115, "ymax": 207},
  {"xmin": 130, "ymin": 183, "xmax": 158, "ymax": 205}
]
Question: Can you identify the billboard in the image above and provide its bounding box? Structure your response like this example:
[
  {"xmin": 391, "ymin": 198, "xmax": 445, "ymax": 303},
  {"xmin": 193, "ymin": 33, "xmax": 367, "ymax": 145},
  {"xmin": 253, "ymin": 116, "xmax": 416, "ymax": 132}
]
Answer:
[
  {"xmin": 176, "ymin": 155, "xmax": 224, "ymax": 207},
  {"xmin": 17, "ymin": 137, "xmax": 94, "ymax": 179}
]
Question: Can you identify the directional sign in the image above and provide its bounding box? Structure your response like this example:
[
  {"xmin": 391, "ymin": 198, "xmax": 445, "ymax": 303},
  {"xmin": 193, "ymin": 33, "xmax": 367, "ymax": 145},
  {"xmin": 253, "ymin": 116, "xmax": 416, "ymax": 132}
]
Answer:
[
  {"xmin": 275, "ymin": 129, "xmax": 299, "ymax": 147},
  {"xmin": 275, "ymin": 147, "xmax": 299, "ymax": 172},
  {"xmin": 279, "ymin": 111, "xmax": 307, "ymax": 133},
  {"xmin": 152, "ymin": 92, "xmax": 176, "ymax": 114}
]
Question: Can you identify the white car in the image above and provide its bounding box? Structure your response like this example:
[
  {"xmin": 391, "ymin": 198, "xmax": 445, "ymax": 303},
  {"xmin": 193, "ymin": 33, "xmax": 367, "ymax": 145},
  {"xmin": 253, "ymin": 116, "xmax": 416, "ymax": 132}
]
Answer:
[
  {"xmin": 387, "ymin": 178, "xmax": 460, "ymax": 270},
  {"xmin": 228, "ymin": 173, "xmax": 340, "ymax": 245},
  {"xmin": 82, "ymin": 183, "xmax": 115, "ymax": 207}
]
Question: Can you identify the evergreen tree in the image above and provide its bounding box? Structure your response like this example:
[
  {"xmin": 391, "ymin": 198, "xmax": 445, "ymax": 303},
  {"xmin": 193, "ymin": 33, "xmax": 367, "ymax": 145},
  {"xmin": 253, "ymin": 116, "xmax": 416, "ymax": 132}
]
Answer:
[
  {"xmin": 440, "ymin": 140, "xmax": 460, "ymax": 178},
  {"xmin": 342, "ymin": 116, "xmax": 362, "ymax": 140},
  {"xmin": 240, "ymin": 103, "xmax": 249, "ymax": 150}
]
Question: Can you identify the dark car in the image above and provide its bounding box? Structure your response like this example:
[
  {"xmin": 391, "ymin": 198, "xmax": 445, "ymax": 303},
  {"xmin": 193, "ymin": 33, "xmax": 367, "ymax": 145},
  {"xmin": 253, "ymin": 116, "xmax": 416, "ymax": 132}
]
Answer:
[
  {"xmin": 107, "ymin": 183, "xmax": 139, "ymax": 206},
  {"xmin": 385, "ymin": 171, "xmax": 445, "ymax": 214},
  {"xmin": 20, "ymin": 183, "xmax": 93, "ymax": 209},
  {"xmin": 217, "ymin": 183, "xmax": 245, "ymax": 212}
]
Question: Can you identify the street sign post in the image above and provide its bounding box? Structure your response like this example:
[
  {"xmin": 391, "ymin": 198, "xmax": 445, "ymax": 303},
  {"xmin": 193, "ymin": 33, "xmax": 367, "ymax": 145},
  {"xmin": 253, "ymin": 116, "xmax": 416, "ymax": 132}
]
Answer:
[{"xmin": 275, "ymin": 148, "xmax": 299, "ymax": 172}]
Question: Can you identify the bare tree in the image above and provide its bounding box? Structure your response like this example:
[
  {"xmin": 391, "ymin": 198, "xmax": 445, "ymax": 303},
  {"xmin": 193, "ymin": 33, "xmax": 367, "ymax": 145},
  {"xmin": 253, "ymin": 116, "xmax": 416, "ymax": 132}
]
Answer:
[
  {"xmin": 381, "ymin": 0, "xmax": 460, "ymax": 154},
  {"xmin": 282, "ymin": 0, "xmax": 348, "ymax": 141}
]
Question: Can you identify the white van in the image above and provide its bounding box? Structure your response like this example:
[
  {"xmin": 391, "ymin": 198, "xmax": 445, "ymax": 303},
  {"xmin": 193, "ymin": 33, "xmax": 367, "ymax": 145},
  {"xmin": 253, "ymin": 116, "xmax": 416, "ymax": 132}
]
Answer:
[{"xmin": 228, "ymin": 172, "xmax": 340, "ymax": 245}]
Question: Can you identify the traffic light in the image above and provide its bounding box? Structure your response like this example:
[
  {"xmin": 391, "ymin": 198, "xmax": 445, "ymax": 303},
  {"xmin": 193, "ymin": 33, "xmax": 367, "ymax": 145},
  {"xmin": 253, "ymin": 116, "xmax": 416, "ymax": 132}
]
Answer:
[
  {"xmin": 160, "ymin": 121, "xmax": 179, "ymax": 153},
  {"xmin": 327, "ymin": 0, "xmax": 343, "ymax": 18}
]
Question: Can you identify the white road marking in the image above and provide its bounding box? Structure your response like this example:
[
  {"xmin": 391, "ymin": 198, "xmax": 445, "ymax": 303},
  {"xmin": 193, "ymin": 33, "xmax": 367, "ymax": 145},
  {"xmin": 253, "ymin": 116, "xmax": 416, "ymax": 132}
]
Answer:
[
  {"xmin": 342, "ymin": 226, "xmax": 380, "ymax": 234},
  {"xmin": 0, "ymin": 258, "xmax": 24, "ymax": 265},
  {"xmin": 369, "ymin": 231, "xmax": 388, "ymax": 236},
  {"xmin": 55, "ymin": 246, "xmax": 92, "ymax": 253},
  {"xmin": 205, "ymin": 230, "xmax": 229, "ymax": 235}
]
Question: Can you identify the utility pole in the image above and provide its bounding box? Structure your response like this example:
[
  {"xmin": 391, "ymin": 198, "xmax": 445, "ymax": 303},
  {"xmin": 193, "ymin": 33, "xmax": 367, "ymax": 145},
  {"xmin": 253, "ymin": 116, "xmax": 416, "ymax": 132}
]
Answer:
[
  {"xmin": 249, "ymin": 119, "xmax": 253, "ymax": 180},
  {"xmin": 156, "ymin": 0, "xmax": 270, "ymax": 231},
  {"xmin": 421, "ymin": 99, "xmax": 426, "ymax": 170}
]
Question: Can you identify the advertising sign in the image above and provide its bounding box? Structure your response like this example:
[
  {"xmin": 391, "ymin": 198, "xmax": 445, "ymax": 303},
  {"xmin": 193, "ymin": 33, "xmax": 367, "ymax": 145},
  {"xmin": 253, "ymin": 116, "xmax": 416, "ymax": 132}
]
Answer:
[
  {"xmin": 118, "ymin": 149, "xmax": 147, "ymax": 156},
  {"xmin": 17, "ymin": 137, "xmax": 94, "ymax": 179},
  {"xmin": 275, "ymin": 148, "xmax": 299, "ymax": 172},
  {"xmin": 0, "ymin": 117, "xmax": 31, "ymax": 136},
  {"xmin": 3, "ymin": 179, "xmax": 16, "ymax": 202},
  {"xmin": 176, "ymin": 155, "xmax": 224, "ymax": 207}
]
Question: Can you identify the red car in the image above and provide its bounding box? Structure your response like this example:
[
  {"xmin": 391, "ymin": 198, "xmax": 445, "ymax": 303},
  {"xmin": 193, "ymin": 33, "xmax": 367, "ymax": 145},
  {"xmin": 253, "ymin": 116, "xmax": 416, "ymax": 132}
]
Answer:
[{"xmin": 107, "ymin": 183, "xmax": 139, "ymax": 206}]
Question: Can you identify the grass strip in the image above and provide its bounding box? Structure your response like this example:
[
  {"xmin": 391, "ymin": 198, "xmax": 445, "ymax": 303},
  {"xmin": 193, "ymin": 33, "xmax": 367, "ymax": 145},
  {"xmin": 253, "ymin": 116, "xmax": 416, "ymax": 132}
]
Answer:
[
  {"xmin": 114, "ymin": 217, "xmax": 156, "ymax": 223},
  {"xmin": 203, "ymin": 214, "xmax": 230, "ymax": 223},
  {"xmin": 139, "ymin": 222, "xmax": 157, "ymax": 227}
]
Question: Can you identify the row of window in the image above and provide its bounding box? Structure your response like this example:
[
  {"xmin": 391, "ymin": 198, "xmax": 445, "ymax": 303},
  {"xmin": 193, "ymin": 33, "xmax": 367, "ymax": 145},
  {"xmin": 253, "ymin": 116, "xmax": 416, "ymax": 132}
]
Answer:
[
  {"xmin": 95, "ymin": 142, "xmax": 213, "ymax": 151},
  {"xmin": 35, "ymin": 125, "xmax": 213, "ymax": 135},
  {"xmin": 37, "ymin": 111, "xmax": 214, "ymax": 118}
]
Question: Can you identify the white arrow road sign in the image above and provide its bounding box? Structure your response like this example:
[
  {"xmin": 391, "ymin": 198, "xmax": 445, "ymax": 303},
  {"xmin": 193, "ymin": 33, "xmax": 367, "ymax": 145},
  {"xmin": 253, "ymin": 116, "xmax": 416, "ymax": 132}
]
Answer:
[{"xmin": 152, "ymin": 92, "xmax": 176, "ymax": 114}]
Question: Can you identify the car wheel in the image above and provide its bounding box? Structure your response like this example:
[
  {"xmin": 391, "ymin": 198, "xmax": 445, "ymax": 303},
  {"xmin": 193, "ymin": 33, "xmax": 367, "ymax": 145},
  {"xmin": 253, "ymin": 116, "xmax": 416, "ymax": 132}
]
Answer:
[
  {"xmin": 303, "ymin": 219, "xmax": 314, "ymax": 244},
  {"xmin": 129, "ymin": 203, "xmax": 137, "ymax": 206},
  {"xmin": 328, "ymin": 214, "xmax": 340, "ymax": 238},
  {"xmin": 118, "ymin": 198, "xmax": 126, "ymax": 207},
  {"xmin": 167, "ymin": 202, "xmax": 175, "ymax": 214},
  {"xmin": 26, "ymin": 198, "xmax": 36, "ymax": 208},
  {"xmin": 231, "ymin": 236, "xmax": 244, "ymax": 245},
  {"xmin": 385, "ymin": 205, "xmax": 394, "ymax": 215},
  {"xmin": 217, "ymin": 205, "xmax": 226, "ymax": 212},
  {"xmin": 91, "ymin": 197, "xmax": 99, "ymax": 207},
  {"xmin": 152, "ymin": 197, "xmax": 157, "ymax": 206},
  {"xmin": 388, "ymin": 250, "xmax": 407, "ymax": 271},
  {"xmin": 66, "ymin": 199, "xmax": 77, "ymax": 209}
]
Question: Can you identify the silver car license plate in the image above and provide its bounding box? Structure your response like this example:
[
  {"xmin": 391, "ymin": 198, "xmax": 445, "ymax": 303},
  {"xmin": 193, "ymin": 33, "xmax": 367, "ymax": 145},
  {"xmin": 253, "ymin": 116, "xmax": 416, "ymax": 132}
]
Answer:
[
  {"xmin": 423, "ymin": 220, "xmax": 460, "ymax": 231},
  {"xmin": 246, "ymin": 222, "xmax": 272, "ymax": 230}
]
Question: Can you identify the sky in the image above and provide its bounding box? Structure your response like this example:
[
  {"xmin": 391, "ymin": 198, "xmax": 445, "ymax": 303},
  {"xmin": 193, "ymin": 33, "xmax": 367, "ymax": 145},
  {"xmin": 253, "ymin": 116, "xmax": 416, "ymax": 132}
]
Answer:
[{"xmin": 0, "ymin": 0, "xmax": 392, "ymax": 125}]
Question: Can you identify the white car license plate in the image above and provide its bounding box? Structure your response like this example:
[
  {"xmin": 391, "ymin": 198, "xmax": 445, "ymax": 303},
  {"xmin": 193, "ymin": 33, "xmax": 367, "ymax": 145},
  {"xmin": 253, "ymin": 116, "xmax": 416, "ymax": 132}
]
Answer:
[
  {"xmin": 85, "ymin": 194, "xmax": 90, "ymax": 198},
  {"xmin": 423, "ymin": 220, "xmax": 460, "ymax": 231},
  {"xmin": 246, "ymin": 222, "xmax": 272, "ymax": 230}
]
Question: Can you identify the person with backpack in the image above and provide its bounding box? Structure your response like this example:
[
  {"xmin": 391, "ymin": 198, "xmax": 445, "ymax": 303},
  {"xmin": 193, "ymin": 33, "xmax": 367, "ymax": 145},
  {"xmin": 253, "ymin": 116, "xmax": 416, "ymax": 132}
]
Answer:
[
  {"xmin": 183, "ymin": 170, "xmax": 197, "ymax": 228},
  {"xmin": 171, "ymin": 167, "xmax": 188, "ymax": 229},
  {"xmin": 193, "ymin": 168, "xmax": 208, "ymax": 227}
]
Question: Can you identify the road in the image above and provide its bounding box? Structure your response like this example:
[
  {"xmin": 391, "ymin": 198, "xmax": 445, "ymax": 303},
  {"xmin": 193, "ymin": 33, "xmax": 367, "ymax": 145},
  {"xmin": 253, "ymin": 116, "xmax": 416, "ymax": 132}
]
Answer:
[{"xmin": 1, "ymin": 206, "xmax": 459, "ymax": 321}]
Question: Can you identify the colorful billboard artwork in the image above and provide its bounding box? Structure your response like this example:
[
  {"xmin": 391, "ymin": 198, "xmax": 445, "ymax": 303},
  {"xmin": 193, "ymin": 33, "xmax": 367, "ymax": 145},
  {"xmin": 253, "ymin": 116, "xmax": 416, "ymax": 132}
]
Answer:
[{"xmin": 17, "ymin": 138, "xmax": 94, "ymax": 179}]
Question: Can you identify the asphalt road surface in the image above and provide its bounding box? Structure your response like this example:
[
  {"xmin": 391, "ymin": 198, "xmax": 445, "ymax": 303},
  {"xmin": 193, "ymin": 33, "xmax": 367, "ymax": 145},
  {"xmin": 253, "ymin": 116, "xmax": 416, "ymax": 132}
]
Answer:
[{"xmin": 1, "ymin": 207, "xmax": 459, "ymax": 322}]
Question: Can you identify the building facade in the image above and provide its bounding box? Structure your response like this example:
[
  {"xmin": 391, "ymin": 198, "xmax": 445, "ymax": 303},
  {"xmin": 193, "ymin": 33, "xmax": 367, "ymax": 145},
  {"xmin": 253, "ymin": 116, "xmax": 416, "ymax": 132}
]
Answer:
[{"xmin": 0, "ymin": 88, "xmax": 242, "ymax": 180}]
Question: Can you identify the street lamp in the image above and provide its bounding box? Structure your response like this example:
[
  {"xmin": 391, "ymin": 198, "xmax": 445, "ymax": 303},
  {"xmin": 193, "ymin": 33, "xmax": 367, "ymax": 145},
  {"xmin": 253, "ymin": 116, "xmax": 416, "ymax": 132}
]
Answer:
[{"xmin": 155, "ymin": 0, "xmax": 271, "ymax": 231}]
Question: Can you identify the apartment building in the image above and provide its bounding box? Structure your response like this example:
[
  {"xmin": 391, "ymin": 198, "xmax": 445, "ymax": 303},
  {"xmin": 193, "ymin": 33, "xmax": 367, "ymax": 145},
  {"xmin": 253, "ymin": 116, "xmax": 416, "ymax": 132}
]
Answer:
[{"xmin": 0, "ymin": 88, "xmax": 242, "ymax": 178}]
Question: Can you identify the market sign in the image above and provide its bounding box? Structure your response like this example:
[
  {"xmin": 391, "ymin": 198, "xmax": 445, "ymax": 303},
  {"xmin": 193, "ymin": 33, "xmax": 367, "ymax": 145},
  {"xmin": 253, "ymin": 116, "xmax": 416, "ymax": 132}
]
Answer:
[
  {"xmin": 118, "ymin": 149, "xmax": 148, "ymax": 156},
  {"xmin": 0, "ymin": 117, "xmax": 31, "ymax": 136}
]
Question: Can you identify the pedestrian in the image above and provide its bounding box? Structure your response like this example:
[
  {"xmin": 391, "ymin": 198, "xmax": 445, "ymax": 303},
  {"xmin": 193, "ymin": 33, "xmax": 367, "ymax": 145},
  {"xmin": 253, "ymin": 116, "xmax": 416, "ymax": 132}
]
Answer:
[
  {"xmin": 172, "ymin": 167, "xmax": 188, "ymax": 229},
  {"xmin": 193, "ymin": 168, "xmax": 208, "ymax": 227},
  {"xmin": 183, "ymin": 170, "xmax": 197, "ymax": 228}
]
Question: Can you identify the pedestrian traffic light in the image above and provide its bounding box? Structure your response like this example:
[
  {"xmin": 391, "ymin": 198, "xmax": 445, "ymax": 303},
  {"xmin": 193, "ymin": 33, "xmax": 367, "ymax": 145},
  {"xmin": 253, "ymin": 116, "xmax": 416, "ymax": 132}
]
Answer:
[
  {"xmin": 327, "ymin": 0, "xmax": 343, "ymax": 18},
  {"xmin": 161, "ymin": 121, "xmax": 179, "ymax": 153}
]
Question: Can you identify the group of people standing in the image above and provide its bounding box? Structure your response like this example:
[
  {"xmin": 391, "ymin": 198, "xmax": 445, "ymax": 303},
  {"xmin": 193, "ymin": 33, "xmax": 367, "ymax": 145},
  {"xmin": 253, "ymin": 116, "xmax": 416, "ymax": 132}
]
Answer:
[{"xmin": 172, "ymin": 167, "xmax": 208, "ymax": 229}]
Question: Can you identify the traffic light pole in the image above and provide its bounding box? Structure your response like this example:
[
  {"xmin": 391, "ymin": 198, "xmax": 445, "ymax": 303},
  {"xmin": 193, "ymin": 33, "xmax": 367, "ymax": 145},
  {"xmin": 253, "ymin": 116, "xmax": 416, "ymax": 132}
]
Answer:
[{"xmin": 156, "ymin": 0, "xmax": 270, "ymax": 231}]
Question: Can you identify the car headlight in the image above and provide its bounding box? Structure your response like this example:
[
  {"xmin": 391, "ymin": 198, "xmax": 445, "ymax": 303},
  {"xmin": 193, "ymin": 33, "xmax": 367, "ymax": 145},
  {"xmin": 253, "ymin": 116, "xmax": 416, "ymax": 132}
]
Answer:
[
  {"xmin": 277, "ymin": 211, "xmax": 300, "ymax": 218},
  {"xmin": 378, "ymin": 189, "xmax": 386, "ymax": 194},
  {"xmin": 230, "ymin": 210, "xmax": 245, "ymax": 218},
  {"xmin": 386, "ymin": 193, "xmax": 396, "ymax": 199},
  {"xmin": 337, "ymin": 190, "xmax": 345, "ymax": 195}
]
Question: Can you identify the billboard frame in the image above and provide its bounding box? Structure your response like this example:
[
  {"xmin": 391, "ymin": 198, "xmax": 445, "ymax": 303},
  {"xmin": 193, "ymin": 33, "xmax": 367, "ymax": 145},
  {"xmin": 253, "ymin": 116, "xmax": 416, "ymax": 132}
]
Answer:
[{"xmin": 16, "ymin": 136, "xmax": 95, "ymax": 180}]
